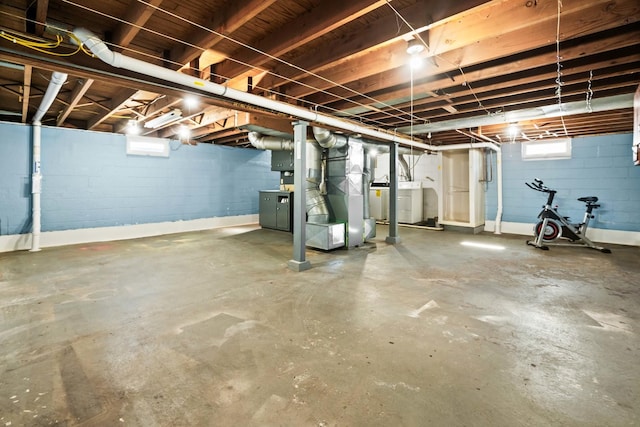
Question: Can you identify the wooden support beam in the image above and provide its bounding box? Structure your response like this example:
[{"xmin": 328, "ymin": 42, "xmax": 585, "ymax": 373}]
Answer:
[
  {"xmin": 213, "ymin": 0, "xmax": 389, "ymax": 82},
  {"xmin": 159, "ymin": 109, "xmax": 291, "ymax": 140},
  {"xmin": 318, "ymin": 26, "xmax": 640, "ymax": 113},
  {"xmin": 258, "ymin": 0, "xmax": 488, "ymax": 92},
  {"xmin": 171, "ymin": 0, "xmax": 277, "ymax": 67},
  {"xmin": 86, "ymin": 88, "xmax": 133, "ymax": 129},
  {"xmin": 289, "ymin": 0, "xmax": 638, "ymax": 102},
  {"xmin": 57, "ymin": 78, "xmax": 94, "ymax": 126},
  {"xmin": 21, "ymin": 65, "xmax": 32, "ymax": 123},
  {"xmin": 365, "ymin": 54, "xmax": 640, "ymax": 124},
  {"xmin": 112, "ymin": 0, "xmax": 164, "ymax": 48},
  {"xmin": 34, "ymin": 0, "xmax": 49, "ymax": 37}
]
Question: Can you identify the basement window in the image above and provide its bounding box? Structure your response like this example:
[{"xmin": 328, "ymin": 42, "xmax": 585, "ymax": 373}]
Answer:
[
  {"xmin": 126, "ymin": 135, "xmax": 170, "ymax": 157},
  {"xmin": 521, "ymin": 138, "xmax": 572, "ymax": 160}
]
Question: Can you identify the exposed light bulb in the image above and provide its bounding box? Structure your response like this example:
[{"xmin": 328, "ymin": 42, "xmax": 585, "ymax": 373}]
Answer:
[
  {"xmin": 126, "ymin": 119, "xmax": 140, "ymax": 135},
  {"xmin": 184, "ymin": 95, "xmax": 198, "ymax": 109},
  {"xmin": 507, "ymin": 123, "xmax": 519, "ymax": 137},
  {"xmin": 178, "ymin": 125, "xmax": 190, "ymax": 139},
  {"xmin": 410, "ymin": 56, "xmax": 423, "ymax": 69}
]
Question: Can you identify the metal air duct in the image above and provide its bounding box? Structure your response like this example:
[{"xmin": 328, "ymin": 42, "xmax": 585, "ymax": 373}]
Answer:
[
  {"xmin": 249, "ymin": 132, "xmax": 329, "ymax": 224},
  {"xmin": 312, "ymin": 126, "xmax": 348, "ymax": 149},
  {"xmin": 248, "ymin": 131, "xmax": 294, "ymax": 150}
]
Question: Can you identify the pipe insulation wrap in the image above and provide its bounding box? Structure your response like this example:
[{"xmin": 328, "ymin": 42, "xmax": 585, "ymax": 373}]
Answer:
[{"xmin": 73, "ymin": 28, "xmax": 420, "ymax": 147}]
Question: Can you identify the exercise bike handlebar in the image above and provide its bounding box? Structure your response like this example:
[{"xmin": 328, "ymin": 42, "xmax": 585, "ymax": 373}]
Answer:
[
  {"xmin": 525, "ymin": 179, "xmax": 554, "ymax": 193},
  {"xmin": 526, "ymin": 179, "xmax": 557, "ymax": 206}
]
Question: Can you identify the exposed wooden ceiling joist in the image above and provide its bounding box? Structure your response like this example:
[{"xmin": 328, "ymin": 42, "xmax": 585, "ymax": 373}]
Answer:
[
  {"xmin": 171, "ymin": 0, "xmax": 277, "ymax": 67},
  {"xmin": 20, "ymin": 64, "xmax": 31, "ymax": 123},
  {"xmin": 57, "ymin": 78, "xmax": 94, "ymax": 126},
  {"xmin": 0, "ymin": 0, "xmax": 636, "ymax": 146},
  {"xmin": 112, "ymin": 0, "xmax": 164, "ymax": 48}
]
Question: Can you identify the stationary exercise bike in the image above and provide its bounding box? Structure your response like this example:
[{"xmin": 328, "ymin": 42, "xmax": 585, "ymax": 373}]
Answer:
[{"xmin": 525, "ymin": 179, "xmax": 611, "ymax": 253}]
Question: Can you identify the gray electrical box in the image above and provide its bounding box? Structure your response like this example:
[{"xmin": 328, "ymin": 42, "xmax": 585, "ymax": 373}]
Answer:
[
  {"xmin": 259, "ymin": 191, "xmax": 293, "ymax": 231},
  {"xmin": 271, "ymin": 150, "xmax": 294, "ymax": 171}
]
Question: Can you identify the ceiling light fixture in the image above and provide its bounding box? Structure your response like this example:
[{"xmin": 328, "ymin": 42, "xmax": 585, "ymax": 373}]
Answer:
[
  {"xmin": 126, "ymin": 119, "xmax": 140, "ymax": 135},
  {"xmin": 507, "ymin": 123, "xmax": 520, "ymax": 137},
  {"xmin": 406, "ymin": 38, "xmax": 425, "ymax": 55},
  {"xmin": 184, "ymin": 95, "xmax": 198, "ymax": 109},
  {"xmin": 409, "ymin": 56, "xmax": 423, "ymax": 69},
  {"xmin": 178, "ymin": 125, "xmax": 190, "ymax": 139},
  {"xmin": 144, "ymin": 109, "xmax": 182, "ymax": 129}
]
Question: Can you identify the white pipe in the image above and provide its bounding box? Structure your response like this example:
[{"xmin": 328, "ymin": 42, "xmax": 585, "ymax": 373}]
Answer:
[
  {"xmin": 33, "ymin": 72, "xmax": 68, "ymax": 124},
  {"xmin": 495, "ymin": 148, "xmax": 503, "ymax": 234},
  {"xmin": 31, "ymin": 71, "xmax": 68, "ymax": 252},
  {"xmin": 31, "ymin": 123, "xmax": 42, "ymax": 252},
  {"xmin": 73, "ymin": 28, "xmax": 421, "ymax": 148},
  {"xmin": 397, "ymin": 93, "xmax": 633, "ymax": 135}
]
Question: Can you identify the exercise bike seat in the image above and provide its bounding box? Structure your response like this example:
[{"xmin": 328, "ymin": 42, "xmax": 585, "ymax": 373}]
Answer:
[{"xmin": 578, "ymin": 196, "xmax": 598, "ymax": 203}]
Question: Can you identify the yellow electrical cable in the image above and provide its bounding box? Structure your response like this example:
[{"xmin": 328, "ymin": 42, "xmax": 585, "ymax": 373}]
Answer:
[
  {"xmin": 0, "ymin": 32, "xmax": 61, "ymax": 48},
  {"xmin": 0, "ymin": 30, "xmax": 87, "ymax": 57},
  {"xmin": 68, "ymin": 32, "xmax": 94, "ymax": 57}
]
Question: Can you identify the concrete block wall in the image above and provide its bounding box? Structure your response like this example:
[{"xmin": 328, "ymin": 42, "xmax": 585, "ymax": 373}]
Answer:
[
  {"xmin": 486, "ymin": 133, "xmax": 640, "ymax": 232},
  {"xmin": 0, "ymin": 122, "xmax": 278, "ymax": 235},
  {"xmin": 0, "ymin": 123, "xmax": 31, "ymax": 235}
]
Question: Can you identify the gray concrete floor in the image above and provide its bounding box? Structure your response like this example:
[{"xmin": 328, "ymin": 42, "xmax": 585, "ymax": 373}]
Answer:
[{"xmin": 1, "ymin": 225, "xmax": 638, "ymax": 426}]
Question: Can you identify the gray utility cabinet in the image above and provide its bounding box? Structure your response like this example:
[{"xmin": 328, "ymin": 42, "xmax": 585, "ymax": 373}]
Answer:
[{"xmin": 259, "ymin": 191, "xmax": 293, "ymax": 232}]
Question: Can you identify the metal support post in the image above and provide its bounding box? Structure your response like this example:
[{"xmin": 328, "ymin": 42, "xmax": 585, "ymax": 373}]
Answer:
[
  {"xmin": 385, "ymin": 142, "xmax": 401, "ymax": 244},
  {"xmin": 288, "ymin": 120, "xmax": 312, "ymax": 271}
]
